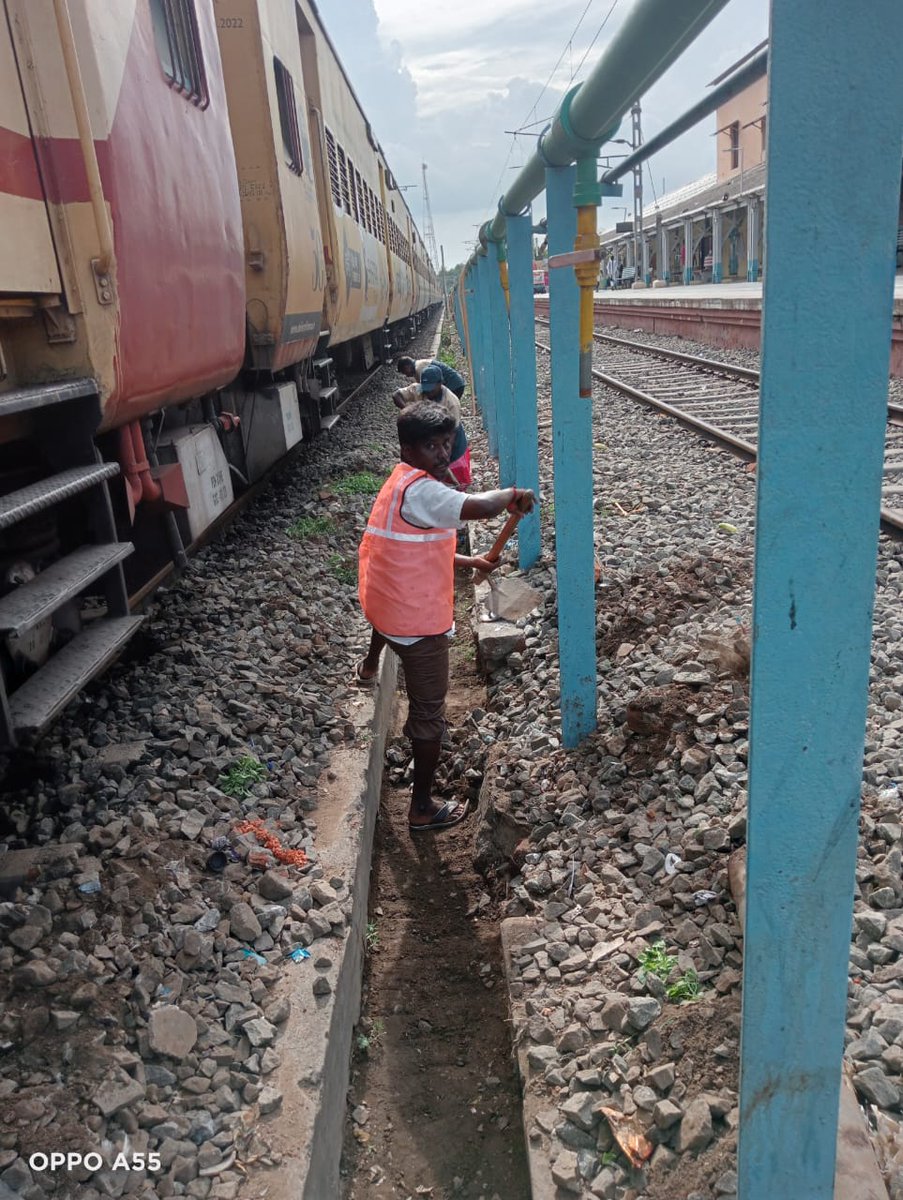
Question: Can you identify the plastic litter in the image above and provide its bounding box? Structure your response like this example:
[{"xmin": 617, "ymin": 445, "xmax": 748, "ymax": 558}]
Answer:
[
  {"xmin": 664, "ymin": 853, "xmax": 682, "ymax": 876},
  {"xmin": 717, "ymin": 522, "xmax": 738, "ymax": 534},
  {"xmin": 211, "ymin": 836, "xmax": 241, "ymax": 862},
  {"xmin": 878, "ymin": 784, "xmax": 900, "ymax": 805},
  {"xmin": 242, "ymin": 949, "xmax": 267, "ymax": 965},
  {"xmin": 77, "ymin": 879, "xmax": 101, "ymax": 894},
  {"xmin": 205, "ymin": 851, "xmax": 229, "ymax": 874},
  {"xmin": 286, "ymin": 947, "xmax": 311, "ymax": 963},
  {"xmin": 598, "ymin": 1106, "xmax": 653, "ymax": 1167},
  {"xmin": 693, "ymin": 890, "xmax": 719, "ymax": 907},
  {"xmin": 235, "ymin": 818, "xmax": 309, "ymax": 868}
]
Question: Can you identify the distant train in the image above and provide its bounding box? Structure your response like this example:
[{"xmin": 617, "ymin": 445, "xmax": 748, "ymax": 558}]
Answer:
[{"xmin": 0, "ymin": 0, "xmax": 441, "ymax": 747}]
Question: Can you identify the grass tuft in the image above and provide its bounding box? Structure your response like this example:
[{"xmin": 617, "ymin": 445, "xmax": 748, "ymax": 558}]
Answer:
[
  {"xmin": 219, "ymin": 755, "xmax": 267, "ymax": 799},
  {"xmin": 287, "ymin": 515, "xmax": 336, "ymax": 540},
  {"xmin": 334, "ymin": 471, "xmax": 382, "ymax": 496}
]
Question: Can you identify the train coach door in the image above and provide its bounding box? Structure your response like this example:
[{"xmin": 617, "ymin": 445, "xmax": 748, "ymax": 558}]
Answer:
[{"xmin": 0, "ymin": 4, "xmax": 62, "ymax": 297}]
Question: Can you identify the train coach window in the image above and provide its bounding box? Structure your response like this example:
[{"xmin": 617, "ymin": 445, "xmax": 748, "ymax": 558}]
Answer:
[
  {"xmin": 337, "ymin": 147, "xmax": 352, "ymax": 215},
  {"xmin": 274, "ymin": 57, "xmax": 303, "ymax": 176},
  {"xmin": 325, "ymin": 128, "xmax": 341, "ymax": 206},
  {"xmin": 150, "ymin": 0, "xmax": 209, "ymax": 108}
]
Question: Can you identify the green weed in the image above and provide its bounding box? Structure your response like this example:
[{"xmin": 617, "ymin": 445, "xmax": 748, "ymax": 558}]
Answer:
[
  {"xmin": 600, "ymin": 1149, "xmax": 620, "ymax": 1167},
  {"xmin": 356, "ymin": 1018, "xmax": 385, "ymax": 1055},
  {"xmin": 637, "ymin": 941, "xmax": 677, "ymax": 983},
  {"xmin": 287, "ymin": 515, "xmax": 336, "ymax": 540},
  {"xmin": 666, "ymin": 968, "xmax": 700, "ymax": 1003},
  {"xmin": 219, "ymin": 755, "xmax": 267, "ymax": 799},
  {"xmin": 328, "ymin": 553, "xmax": 357, "ymax": 585},
  {"xmin": 365, "ymin": 921, "xmax": 379, "ymax": 952},
  {"xmin": 334, "ymin": 471, "xmax": 382, "ymax": 496}
]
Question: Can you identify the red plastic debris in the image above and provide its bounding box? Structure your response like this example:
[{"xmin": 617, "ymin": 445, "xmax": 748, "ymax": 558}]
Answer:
[{"xmin": 235, "ymin": 818, "xmax": 309, "ymax": 868}]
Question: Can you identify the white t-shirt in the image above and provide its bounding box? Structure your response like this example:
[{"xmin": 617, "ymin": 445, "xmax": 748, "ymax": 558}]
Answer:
[
  {"xmin": 378, "ymin": 475, "xmax": 466, "ymax": 645},
  {"xmin": 395, "ymin": 381, "xmax": 462, "ymax": 426}
]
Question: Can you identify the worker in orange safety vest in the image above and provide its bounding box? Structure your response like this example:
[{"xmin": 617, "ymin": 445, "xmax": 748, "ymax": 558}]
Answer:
[{"xmin": 357, "ymin": 401, "xmax": 535, "ymax": 832}]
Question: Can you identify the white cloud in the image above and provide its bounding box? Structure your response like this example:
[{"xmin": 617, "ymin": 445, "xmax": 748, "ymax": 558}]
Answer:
[{"xmin": 320, "ymin": 0, "xmax": 769, "ymax": 269}]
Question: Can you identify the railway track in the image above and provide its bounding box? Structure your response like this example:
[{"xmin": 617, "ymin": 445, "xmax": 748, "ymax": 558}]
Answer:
[{"xmin": 535, "ymin": 321, "xmax": 903, "ymax": 532}]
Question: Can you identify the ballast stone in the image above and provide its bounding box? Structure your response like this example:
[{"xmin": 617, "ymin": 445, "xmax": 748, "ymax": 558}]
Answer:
[{"xmin": 148, "ymin": 1005, "xmax": 198, "ymax": 1059}]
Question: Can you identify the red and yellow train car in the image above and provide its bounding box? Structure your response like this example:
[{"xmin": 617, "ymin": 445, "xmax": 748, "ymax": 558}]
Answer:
[{"xmin": 0, "ymin": 0, "xmax": 440, "ymax": 748}]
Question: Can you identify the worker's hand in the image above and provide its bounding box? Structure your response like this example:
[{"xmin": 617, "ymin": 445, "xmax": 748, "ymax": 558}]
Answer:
[
  {"xmin": 511, "ymin": 487, "xmax": 536, "ymax": 514},
  {"xmin": 465, "ymin": 555, "xmax": 501, "ymax": 576},
  {"xmin": 392, "ymin": 391, "xmax": 405, "ymax": 409}
]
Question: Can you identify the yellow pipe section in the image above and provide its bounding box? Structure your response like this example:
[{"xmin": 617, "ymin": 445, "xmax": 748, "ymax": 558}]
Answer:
[
  {"xmin": 52, "ymin": 0, "xmax": 116, "ymax": 282},
  {"xmin": 573, "ymin": 205, "xmax": 600, "ymax": 397},
  {"xmin": 498, "ymin": 258, "xmax": 510, "ymax": 313}
]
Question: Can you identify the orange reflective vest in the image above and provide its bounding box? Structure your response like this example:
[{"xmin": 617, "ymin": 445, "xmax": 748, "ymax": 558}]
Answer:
[{"xmin": 358, "ymin": 464, "xmax": 457, "ymax": 637}]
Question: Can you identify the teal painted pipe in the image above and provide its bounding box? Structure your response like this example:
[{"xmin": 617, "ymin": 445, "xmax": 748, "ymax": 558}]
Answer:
[
  {"xmin": 488, "ymin": 240, "xmax": 515, "ymax": 487},
  {"xmin": 485, "ymin": 0, "xmax": 730, "ymax": 246}
]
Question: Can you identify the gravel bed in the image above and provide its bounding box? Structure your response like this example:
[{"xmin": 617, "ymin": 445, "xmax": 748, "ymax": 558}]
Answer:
[
  {"xmin": 0, "ymin": 321, "xmax": 439, "ymax": 1200},
  {"xmin": 598, "ymin": 324, "xmax": 903, "ymax": 405},
  {"xmin": 465, "ymin": 336, "xmax": 903, "ymax": 1199}
]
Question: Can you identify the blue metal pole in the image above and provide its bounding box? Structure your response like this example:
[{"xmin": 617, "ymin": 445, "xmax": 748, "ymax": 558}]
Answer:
[
  {"xmin": 737, "ymin": 3, "xmax": 903, "ymax": 1198},
  {"xmin": 505, "ymin": 211, "xmax": 541, "ymax": 568},
  {"xmin": 546, "ymin": 164, "xmax": 597, "ymax": 746},
  {"xmin": 488, "ymin": 240, "xmax": 515, "ymax": 487},
  {"xmin": 475, "ymin": 254, "xmax": 498, "ymax": 459}
]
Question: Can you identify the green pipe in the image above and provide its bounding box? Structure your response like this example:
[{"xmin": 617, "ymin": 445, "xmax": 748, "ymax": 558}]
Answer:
[{"xmin": 484, "ymin": 0, "xmax": 730, "ymax": 246}]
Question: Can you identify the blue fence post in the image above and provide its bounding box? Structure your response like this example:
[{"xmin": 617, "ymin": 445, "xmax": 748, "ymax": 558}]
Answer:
[
  {"xmin": 506, "ymin": 210, "xmax": 541, "ymax": 568},
  {"xmin": 546, "ymin": 163, "xmax": 597, "ymax": 746},
  {"xmin": 488, "ymin": 237, "xmax": 515, "ymax": 488},
  {"xmin": 475, "ymin": 254, "xmax": 498, "ymax": 459},
  {"xmin": 463, "ymin": 267, "xmax": 482, "ymax": 413},
  {"xmin": 737, "ymin": 4, "xmax": 903, "ymax": 1198}
]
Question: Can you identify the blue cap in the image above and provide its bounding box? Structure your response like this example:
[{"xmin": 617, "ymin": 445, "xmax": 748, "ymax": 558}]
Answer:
[{"xmin": 419, "ymin": 365, "xmax": 443, "ymax": 392}]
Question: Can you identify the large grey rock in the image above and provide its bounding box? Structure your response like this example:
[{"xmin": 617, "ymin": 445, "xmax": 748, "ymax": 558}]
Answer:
[
  {"xmin": 94, "ymin": 1073, "xmax": 146, "ymax": 1117},
  {"xmin": 551, "ymin": 1149, "xmax": 582, "ymax": 1195},
  {"xmin": 627, "ymin": 996, "xmax": 662, "ymax": 1031},
  {"xmin": 148, "ymin": 1006, "xmax": 198, "ymax": 1059},
  {"xmin": 259, "ymin": 872, "xmax": 294, "ymax": 902},
  {"xmin": 559, "ymin": 1091, "xmax": 599, "ymax": 1133},
  {"xmin": 855, "ymin": 1065, "xmax": 900, "ymax": 1110},
  {"xmin": 675, "ymin": 1096, "xmax": 714, "ymax": 1153},
  {"xmin": 229, "ymin": 902, "xmax": 262, "ymax": 941}
]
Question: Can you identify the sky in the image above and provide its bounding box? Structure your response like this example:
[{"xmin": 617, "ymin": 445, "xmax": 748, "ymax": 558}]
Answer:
[{"xmin": 321, "ymin": 0, "xmax": 770, "ymax": 271}]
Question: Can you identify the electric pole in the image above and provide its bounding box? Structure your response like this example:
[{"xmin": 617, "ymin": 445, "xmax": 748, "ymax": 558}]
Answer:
[
  {"xmin": 421, "ymin": 162, "xmax": 440, "ymax": 271},
  {"xmin": 631, "ymin": 102, "xmax": 643, "ymax": 284}
]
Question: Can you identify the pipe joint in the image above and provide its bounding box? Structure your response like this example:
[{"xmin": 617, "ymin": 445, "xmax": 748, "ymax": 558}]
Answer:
[
  {"xmin": 559, "ymin": 86, "xmax": 603, "ymax": 156},
  {"xmin": 573, "ymin": 154, "xmax": 603, "ymax": 208}
]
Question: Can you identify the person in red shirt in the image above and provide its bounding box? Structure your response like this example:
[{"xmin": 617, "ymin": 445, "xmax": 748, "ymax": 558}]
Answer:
[{"xmin": 358, "ymin": 402, "xmax": 535, "ymax": 831}]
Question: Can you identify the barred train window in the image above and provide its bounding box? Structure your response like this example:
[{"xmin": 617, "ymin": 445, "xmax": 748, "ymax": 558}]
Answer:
[
  {"xmin": 337, "ymin": 147, "xmax": 351, "ymax": 214},
  {"xmin": 325, "ymin": 129, "xmax": 341, "ymax": 206},
  {"xmin": 273, "ymin": 57, "xmax": 303, "ymax": 175},
  {"xmin": 150, "ymin": 0, "xmax": 209, "ymax": 107}
]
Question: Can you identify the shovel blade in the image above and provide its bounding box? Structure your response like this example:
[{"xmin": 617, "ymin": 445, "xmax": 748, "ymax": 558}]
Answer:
[{"xmin": 487, "ymin": 577, "xmax": 543, "ymax": 621}]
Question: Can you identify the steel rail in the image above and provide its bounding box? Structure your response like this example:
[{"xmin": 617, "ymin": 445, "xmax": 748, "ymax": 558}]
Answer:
[{"xmin": 533, "ymin": 332, "xmax": 903, "ymax": 532}]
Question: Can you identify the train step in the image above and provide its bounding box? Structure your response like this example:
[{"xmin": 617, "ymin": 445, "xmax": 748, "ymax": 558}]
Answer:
[
  {"xmin": 0, "ymin": 542, "xmax": 135, "ymax": 637},
  {"xmin": 0, "ymin": 377, "xmax": 97, "ymax": 419},
  {"xmin": 8, "ymin": 615, "xmax": 144, "ymax": 738},
  {"xmin": 0, "ymin": 463, "xmax": 120, "ymax": 531}
]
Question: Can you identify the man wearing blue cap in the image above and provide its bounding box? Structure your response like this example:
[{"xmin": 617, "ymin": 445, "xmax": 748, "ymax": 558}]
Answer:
[
  {"xmin": 392, "ymin": 363, "xmax": 471, "ymax": 486},
  {"xmin": 396, "ymin": 355, "xmax": 466, "ymax": 400}
]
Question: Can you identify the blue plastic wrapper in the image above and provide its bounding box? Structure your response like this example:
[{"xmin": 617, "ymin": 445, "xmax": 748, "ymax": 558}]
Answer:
[{"xmin": 286, "ymin": 947, "xmax": 311, "ymax": 963}]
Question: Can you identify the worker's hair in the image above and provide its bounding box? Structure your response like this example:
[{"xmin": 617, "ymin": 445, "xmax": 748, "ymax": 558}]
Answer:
[
  {"xmin": 397, "ymin": 401, "xmax": 456, "ymax": 447},
  {"xmin": 395, "ymin": 356, "xmax": 416, "ymax": 375}
]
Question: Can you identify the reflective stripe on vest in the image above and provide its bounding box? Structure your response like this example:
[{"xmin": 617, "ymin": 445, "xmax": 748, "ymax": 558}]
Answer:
[{"xmin": 358, "ymin": 464, "xmax": 457, "ymax": 637}]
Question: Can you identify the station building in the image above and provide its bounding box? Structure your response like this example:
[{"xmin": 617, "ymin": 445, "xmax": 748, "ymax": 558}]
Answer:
[{"xmin": 600, "ymin": 41, "xmax": 903, "ymax": 287}]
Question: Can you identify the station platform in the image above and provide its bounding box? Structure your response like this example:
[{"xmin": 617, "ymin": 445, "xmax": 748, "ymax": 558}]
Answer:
[
  {"xmin": 592, "ymin": 277, "xmax": 903, "ymax": 314},
  {"xmin": 534, "ymin": 277, "xmax": 903, "ymax": 374}
]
